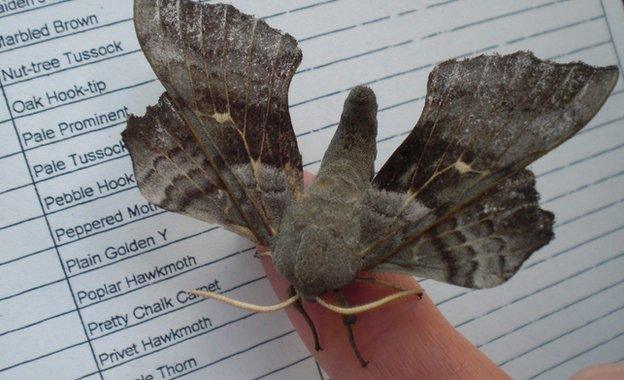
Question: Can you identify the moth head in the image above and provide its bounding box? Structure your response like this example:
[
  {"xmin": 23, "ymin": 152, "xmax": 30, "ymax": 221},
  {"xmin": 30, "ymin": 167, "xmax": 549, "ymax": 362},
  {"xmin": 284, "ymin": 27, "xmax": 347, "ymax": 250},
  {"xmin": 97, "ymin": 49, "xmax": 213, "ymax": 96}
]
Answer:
[{"xmin": 274, "ymin": 226, "xmax": 364, "ymax": 301}]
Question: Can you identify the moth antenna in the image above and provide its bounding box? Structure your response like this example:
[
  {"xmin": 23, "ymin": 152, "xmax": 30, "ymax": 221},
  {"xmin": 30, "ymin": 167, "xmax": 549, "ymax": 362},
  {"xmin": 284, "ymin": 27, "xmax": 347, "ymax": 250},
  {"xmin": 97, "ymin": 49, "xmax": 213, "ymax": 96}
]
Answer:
[
  {"xmin": 188, "ymin": 290, "xmax": 298, "ymax": 312},
  {"xmin": 315, "ymin": 287, "xmax": 423, "ymax": 315}
]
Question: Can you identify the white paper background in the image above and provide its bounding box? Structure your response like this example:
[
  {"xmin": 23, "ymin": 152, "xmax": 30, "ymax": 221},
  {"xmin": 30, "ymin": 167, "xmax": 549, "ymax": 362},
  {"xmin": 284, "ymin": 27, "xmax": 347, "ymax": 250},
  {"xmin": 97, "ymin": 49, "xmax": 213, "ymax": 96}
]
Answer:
[{"xmin": 1, "ymin": 1, "xmax": 623, "ymax": 379}]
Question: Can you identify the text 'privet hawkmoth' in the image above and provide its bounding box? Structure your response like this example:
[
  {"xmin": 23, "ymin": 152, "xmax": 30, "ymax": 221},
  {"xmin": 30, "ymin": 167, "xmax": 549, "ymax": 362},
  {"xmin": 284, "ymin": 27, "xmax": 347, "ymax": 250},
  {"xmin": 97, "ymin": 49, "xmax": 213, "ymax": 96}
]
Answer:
[{"xmin": 122, "ymin": 0, "xmax": 619, "ymax": 367}]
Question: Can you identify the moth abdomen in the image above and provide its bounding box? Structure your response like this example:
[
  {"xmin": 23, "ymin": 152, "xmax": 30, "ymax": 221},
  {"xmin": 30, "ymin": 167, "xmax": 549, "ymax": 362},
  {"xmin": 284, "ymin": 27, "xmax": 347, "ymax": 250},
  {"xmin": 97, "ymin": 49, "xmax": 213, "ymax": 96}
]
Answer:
[
  {"xmin": 273, "ymin": 85, "xmax": 382, "ymax": 296},
  {"xmin": 318, "ymin": 86, "xmax": 379, "ymax": 183}
]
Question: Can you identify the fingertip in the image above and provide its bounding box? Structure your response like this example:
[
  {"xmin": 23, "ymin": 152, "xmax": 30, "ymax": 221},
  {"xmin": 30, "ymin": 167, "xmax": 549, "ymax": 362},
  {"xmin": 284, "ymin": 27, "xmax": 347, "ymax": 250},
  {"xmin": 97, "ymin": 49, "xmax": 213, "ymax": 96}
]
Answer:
[
  {"xmin": 260, "ymin": 259, "xmax": 507, "ymax": 379},
  {"xmin": 264, "ymin": 171, "xmax": 506, "ymax": 378}
]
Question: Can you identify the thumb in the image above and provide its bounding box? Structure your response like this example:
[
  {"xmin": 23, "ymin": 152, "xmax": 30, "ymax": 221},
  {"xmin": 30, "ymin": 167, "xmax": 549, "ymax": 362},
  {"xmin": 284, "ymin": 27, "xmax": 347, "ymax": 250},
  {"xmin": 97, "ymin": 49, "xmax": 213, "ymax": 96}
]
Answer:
[
  {"xmin": 571, "ymin": 363, "xmax": 624, "ymax": 380},
  {"xmin": 259, "ymin": 172, "xmax": 508, "ymax": 379}
]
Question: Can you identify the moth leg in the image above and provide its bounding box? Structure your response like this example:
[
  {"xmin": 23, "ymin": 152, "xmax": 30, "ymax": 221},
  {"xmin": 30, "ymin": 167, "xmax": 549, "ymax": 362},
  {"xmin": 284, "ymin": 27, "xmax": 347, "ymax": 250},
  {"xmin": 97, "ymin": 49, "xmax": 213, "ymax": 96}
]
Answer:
[
  {"xmin": 355, "ymin": 276, "xmax": 424, "ymax": 299},
  {"xmin": 288, "ymin": 285, "xmax": 322, "ymax": 351},
  {"xmin": 335, "ymin": 290, "xmax": 369, "ymax": 368},
  {"xmin": 254, "ymin": 250, "xmax": 273, "ymax": 259}
]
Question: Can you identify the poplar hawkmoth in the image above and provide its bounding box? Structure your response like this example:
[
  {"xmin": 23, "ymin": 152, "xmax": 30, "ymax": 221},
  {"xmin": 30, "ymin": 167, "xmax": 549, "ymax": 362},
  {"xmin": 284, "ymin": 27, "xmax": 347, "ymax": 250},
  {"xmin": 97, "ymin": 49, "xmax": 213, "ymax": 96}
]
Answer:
[{"xmin": 122, "ymin": 0, "xmax": 618, "ymax": 367}]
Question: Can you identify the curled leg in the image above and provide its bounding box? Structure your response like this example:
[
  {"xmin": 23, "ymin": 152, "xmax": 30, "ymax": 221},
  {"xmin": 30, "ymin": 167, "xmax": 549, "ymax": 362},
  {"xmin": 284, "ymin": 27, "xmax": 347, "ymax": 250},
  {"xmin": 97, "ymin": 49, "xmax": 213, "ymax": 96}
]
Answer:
[
  {"xmin": 254, "ymin": 250, "xmax": 273, "ymax": 259},
  {"xmin": 288, "ymin": 285, "xmax": 322, "ymax": 351},
  {"xmin": 335, "ymin": 290, "xmax": 369, "ymax": 368},
  {"xmin": 355, "ymin": 276, "xmax": 424, "ymax": 299}
]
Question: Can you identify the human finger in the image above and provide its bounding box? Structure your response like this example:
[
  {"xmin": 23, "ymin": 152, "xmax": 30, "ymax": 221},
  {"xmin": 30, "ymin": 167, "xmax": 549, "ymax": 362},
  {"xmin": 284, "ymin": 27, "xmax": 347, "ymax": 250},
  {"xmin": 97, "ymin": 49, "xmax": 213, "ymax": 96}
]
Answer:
[{"xmin": 260, "ymin": 172, "xmax": 508, "ymax": 379}]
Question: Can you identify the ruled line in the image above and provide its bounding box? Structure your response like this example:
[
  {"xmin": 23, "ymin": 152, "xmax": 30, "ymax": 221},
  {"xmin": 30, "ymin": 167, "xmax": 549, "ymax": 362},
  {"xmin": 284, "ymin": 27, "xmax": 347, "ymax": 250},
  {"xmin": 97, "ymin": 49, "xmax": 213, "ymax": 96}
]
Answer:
[
  {"xmin": 600, "ymin": 0, "xmax": 624, "ymax": 74},
  {"xmin": 527, "ymin": 317, "xmax": 624, "ymax": 378},
  {"xmin": 0, "ymin": 0, "xmax": 75, "ymax": 20},
  {"xmin": 0, "ymin": 17, "xmax": 133, "ymax": 55},
  {"xmin": 479, "ymin": 277, "xmax": 624, "ymax": 349},
  {"xmin": 504, "ymin": 304, "xmax": 624, "ymax": 369},
  {"xmin": 1, "ymin": 48, "xmax": 142, "ymax": 88},
  {"xmin": 424, "ymin": 0, "xmax": 571, "ymax": 39},
  {"xmin": 166, "ymin": 330, "xmax": 297, "ymax": 380},
  {"xmin": 253, "ymin": 355, "xmax": 313, "ymax": 380}
]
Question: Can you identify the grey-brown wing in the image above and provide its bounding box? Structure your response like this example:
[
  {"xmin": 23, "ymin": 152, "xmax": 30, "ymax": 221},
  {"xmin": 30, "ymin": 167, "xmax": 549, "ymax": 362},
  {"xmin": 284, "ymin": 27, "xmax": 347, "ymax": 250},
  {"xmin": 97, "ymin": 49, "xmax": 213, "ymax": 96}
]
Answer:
[
  {"xmin": 359, "ymin": 52, "xmax": 618, "ymax": 287},
  {"xmin": 370, "ymin": 170, "xmax": 553, "ymax": 288},
  {"xmin": 123, "ymin": 0, "xmax": 303, "ymax": 245}
]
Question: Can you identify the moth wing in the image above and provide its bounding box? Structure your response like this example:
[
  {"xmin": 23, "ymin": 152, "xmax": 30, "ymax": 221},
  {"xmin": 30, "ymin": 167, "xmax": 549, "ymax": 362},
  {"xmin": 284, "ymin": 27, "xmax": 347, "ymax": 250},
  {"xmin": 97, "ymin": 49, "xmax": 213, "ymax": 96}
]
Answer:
[
  {"xmin": 123, "ymin": 0, "xmax": 303, "ymax": 245},
  {"xmin": 369, "ymin": 170, "xmax": 554, "ymax": 287},
  {"xmin": 359, "ymin": 52, "xmax": 618, "ymax": 288}
]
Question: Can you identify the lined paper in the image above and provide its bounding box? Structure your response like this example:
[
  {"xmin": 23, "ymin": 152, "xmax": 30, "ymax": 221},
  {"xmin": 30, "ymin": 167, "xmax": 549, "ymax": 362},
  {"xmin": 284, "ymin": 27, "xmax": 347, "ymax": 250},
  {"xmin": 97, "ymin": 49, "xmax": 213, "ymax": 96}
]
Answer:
[{"xmin": 1, "ymin": 1, "xmax": 623, "ymax": 379}]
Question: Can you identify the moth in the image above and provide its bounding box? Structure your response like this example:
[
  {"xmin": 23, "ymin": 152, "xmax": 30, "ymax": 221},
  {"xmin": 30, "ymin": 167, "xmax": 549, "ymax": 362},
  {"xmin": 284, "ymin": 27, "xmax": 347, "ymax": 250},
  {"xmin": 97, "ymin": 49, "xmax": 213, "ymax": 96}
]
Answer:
[{"xmin": 122, "ymin": 0, "xmax": 619, "ymax": 367}]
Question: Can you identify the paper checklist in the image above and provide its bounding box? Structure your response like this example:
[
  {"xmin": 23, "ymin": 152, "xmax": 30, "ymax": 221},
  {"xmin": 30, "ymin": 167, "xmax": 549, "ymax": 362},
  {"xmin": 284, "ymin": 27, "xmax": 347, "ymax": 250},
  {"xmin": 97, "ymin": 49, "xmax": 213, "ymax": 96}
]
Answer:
[{"xmin": 1, "ymin": 1, "xmax": 623, "ymax": 379}]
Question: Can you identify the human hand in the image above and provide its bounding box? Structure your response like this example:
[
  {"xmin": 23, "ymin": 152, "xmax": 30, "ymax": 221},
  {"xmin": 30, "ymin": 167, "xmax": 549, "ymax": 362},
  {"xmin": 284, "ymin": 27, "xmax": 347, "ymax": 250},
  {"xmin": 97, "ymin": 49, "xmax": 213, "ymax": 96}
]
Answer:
[
  {"xmin": 259, "ymin": 172, "xmax": 507, "ymax": 379},
  {"xmin": 260, "ymin": 259, "xmax": 507, "ymax": 379},
  {"xmin": 259, "ymin": 172, "xmax": 624, "ymax": 379}
]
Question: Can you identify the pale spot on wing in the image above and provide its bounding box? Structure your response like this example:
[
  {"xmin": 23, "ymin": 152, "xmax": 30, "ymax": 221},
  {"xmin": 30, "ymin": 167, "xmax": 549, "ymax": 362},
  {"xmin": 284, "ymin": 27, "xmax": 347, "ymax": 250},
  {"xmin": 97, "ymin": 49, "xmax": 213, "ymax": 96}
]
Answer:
[
  {"xmin": 211, "ymin": 111, "xmax": 234, "ymax": 124},
  {"xmin": 453, "ymin": 160, "xmax": 472, "ymax": 174}
]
